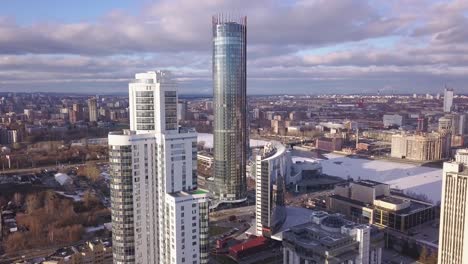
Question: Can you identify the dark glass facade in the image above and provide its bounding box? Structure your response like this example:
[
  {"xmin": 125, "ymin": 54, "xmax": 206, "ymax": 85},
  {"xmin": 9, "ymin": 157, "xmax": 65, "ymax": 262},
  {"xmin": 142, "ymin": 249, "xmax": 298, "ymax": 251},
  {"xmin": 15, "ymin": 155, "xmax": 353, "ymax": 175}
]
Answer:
[
  {"xmin": 259, "ymin": 159, "xmax": 286, "ymax": 236},
  {"xmin": 373, "ymin": 206, "xmax": 436, "ymax": 232},
  {"xmin": 109, "ymin": 145, "xmax": 135, "ymax": 264},
  {"xmin": 212, "ymin": 15, "xmax": 247, "ymax": 200}
]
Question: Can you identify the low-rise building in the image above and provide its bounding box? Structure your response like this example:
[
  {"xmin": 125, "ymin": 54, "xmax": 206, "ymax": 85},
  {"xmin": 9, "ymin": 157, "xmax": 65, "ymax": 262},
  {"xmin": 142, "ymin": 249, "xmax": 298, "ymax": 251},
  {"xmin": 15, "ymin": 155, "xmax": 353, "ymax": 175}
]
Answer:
[
  {"xmin": 288, "ymin": 159, "xmax": 322, "ymax": 185},
  {"xmin": 316, "ymin": 136, "xmax": 343, "ymax": 152},
  {"xmin": 327, "ymin": 180, "xmax": 436, "ymax": 233},
  {"xmin": 197, "ymin": 152, "xmax": 214, "ymax": 167},
  {"xmin": 283, "ymin": 211, "xmax": 384, "ymax": 264},
  {"xmin": 43, "ymin": 239, "xmax": 112, "ymax": 264}
]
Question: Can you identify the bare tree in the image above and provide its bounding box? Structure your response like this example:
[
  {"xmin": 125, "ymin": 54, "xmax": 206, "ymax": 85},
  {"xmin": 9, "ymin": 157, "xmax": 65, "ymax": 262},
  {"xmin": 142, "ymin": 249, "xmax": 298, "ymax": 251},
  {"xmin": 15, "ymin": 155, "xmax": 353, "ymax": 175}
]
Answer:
[{"xmin": 78, "ymin": 163, "xmax": 101, "ymax": 182}]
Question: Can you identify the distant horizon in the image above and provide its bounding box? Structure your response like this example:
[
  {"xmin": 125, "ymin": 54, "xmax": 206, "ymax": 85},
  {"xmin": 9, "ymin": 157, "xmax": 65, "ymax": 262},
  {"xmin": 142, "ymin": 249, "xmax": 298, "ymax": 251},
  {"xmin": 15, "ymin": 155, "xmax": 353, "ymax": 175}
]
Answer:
[{"xmin": 0, "ymin": 91, "xmax": 467, "ymax": 97}]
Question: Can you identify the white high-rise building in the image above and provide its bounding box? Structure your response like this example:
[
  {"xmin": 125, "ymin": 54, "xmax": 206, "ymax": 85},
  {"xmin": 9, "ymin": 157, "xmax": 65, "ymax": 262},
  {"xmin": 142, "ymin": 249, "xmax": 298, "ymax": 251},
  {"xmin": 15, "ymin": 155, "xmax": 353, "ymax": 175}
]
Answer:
[
  {"xmin": 129, "ymin": 71, "xmax": 178, "ymax": 133},
  {"xmin": 438, "ymin": 149, "xmax": 468, "ymax": 264},
  {"xmin": 109, "ymin": 71, "xmax": 209, "ymax": 264},
  {"xmin": 166, "ymin": 191, "xmax": 209, "ymax": 263},
  {"xmin": 254, "ymin": 142, "xmax": 289, "ymax": 237},
  {"xmin": 443, "ymin": 88, "xmax": 454, "ymax": 113}
]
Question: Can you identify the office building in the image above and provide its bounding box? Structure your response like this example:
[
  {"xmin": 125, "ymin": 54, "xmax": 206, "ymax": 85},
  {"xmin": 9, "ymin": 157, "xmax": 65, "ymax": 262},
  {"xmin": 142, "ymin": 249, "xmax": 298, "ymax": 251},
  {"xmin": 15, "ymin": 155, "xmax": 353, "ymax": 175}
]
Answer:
[
  {"xmin": 439, "ymin": 113, "xmax": 464, "ymax": 136},
  {"xmin": 439, "ymin": 113, "xmax": 466, "ymax": 136},
  {"xmin": 287, "ymin": 159, "xmax": 322, "ymax": 186},
  {"xmin": 327, "ymin": 180, "xmax": 436, "ymax": 233},
  {"xmin": 438, "ymin": 115, "xmax": 452, "ymax": 132},
  {"xmin": 443, "ymin": 88, "xmax": 454, "ymax": 113},
  {"xmin": 88, "ymin": 97, "xmax": 98, "ymax": 122},
  {"xmin": 254, "ymin": 142, "xmax": 288, "ymax": 237},
  {"xmin": 109, "ymin": 71, "xmax": 208, "ymax": 264},
  {"xmin": 438, "ymin": 149, "xmax": 468, "ymax": 264},
  {"xmin": 391, "ymin": 132, "xmax": 451, "ymax": 161},
  {"xmin": 283, "ymin": 211, "xmax": 383, "ymax": 264},
  {"xmin": 212, "ymin": 15, "xmax": 247, "ymax": 201}
]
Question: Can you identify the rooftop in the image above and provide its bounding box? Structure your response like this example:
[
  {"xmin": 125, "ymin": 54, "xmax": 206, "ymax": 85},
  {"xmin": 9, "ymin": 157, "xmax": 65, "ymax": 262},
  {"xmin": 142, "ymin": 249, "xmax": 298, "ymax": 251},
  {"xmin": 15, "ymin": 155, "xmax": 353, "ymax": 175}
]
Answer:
[
  {"xmin": 50, "ymin": 247, "xmax": 76, "ymax": 259},
  {"xmin": 284, "ymin": 218, "xmax": 354, "ymax": 249},
  {"xmin": 330, "ymin": 192, "xmax": 433, "ymax": 215},
  {"xmin": 170, "ymin": 188, "xmax": 209, "ymax": 197},
  {"xmin": 259, "ymin": 141, "xmax": 287, "ymax": 161},
  {"xmin": 378, "ymin": 196, "xmax": 406, "ymax": 205},
  {"xmin": 355, "ymin": 179, "xmax": 386, "ymax": 188},
  {"xmin": 229, "ymin": 236, "xmax": 268, "ymax": 254}
]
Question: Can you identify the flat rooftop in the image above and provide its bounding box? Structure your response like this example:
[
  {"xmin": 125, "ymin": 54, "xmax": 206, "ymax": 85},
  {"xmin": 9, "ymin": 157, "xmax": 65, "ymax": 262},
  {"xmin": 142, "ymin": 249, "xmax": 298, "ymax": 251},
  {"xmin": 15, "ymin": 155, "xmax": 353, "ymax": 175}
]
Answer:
[
  {"xmin": 394, "ymin": 198, "xmax": 432, "ymax": 215},
  {"xmin": 329, "ymin": 194, "xmax": 367, "ymax": 207},
  {"xmin": 330, "ymin": 193, "xmax": 433, "ymax": 215},
  {"xmin": 378, "ymin": 196, "xmax": 406, "ymax": 205},
  {"xmin": 355, "ymin": 179, "xmax": 387, "ymax": 188}
]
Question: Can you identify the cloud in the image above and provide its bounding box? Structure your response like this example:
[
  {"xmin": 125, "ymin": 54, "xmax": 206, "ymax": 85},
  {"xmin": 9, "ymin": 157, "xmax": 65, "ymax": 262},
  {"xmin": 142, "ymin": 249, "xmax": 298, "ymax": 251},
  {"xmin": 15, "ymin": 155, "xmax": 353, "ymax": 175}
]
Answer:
[
  {"xmin": 0, "ymin": 0, "xmax": 410, "ymax": 55},
  {"xmin": 0, "ymin": 0, "xmax": 467, "ymax": 94}
]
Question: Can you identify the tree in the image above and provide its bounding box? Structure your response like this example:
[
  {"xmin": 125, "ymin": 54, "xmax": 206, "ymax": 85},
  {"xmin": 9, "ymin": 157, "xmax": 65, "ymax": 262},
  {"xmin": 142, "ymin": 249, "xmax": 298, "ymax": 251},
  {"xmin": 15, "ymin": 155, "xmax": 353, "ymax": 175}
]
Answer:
[
  {"xmin": 25, "ymin": 192, "xmax": 42, "ymax": 214},
  {"xmin": 78, "ymin": 163, "xmax": 101, "ymax": 182},
  {"xmin": 417, "ymin": 247, "xmax": 438, "ymax": 264},
  {"xmin": 426, "ymin": 250, "xmax": 438, "ymax": 264},
  {"xmin": 83, "ymin": 190, "xmax": 99, "ymax": 209},
  {"xmin": 44, "ymin": 190, "xmax": 66, "ymax": 215},
  {"xmin": 3, "ymin": 232, "xmax": 28, "ymax": 253},
  {"xmin": 12, "ymin": 192, "xmax": 23, "ymax": 207},
  {"xmin": 419, "ymin": 246, "xmax": 428, "ymax": 263}
]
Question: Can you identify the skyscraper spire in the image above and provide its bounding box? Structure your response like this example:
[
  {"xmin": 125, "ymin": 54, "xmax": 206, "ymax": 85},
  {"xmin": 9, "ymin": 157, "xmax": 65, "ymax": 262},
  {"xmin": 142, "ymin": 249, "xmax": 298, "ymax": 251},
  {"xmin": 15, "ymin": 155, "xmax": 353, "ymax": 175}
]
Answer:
[{"xmin": 212, "ymin": 15, "xmax": 248, "ymax": 201}]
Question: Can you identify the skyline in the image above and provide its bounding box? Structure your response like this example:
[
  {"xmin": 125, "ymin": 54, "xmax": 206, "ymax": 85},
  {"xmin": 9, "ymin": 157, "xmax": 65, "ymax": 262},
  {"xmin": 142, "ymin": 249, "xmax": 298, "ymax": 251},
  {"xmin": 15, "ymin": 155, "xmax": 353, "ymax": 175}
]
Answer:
[{"xmin": 1, "ymin": 0, "xmax": 468, "ymax": 94}]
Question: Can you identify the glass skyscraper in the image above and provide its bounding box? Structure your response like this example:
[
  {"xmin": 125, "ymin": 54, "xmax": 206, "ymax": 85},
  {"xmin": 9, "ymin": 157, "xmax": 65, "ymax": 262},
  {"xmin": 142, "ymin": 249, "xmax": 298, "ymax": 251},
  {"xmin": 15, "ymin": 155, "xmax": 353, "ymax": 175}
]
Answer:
[{"xmin": 212, "ymin": 15, "xmax": 247, "ymax": 200}]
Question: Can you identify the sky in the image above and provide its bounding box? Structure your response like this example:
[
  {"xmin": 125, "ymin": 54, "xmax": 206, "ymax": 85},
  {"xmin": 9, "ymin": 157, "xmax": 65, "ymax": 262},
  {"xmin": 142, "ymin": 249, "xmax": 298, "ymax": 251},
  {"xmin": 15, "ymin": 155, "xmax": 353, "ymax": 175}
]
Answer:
[{"xmin": 1, "ymin": 0, "xmax": 468, "ymax": 95}]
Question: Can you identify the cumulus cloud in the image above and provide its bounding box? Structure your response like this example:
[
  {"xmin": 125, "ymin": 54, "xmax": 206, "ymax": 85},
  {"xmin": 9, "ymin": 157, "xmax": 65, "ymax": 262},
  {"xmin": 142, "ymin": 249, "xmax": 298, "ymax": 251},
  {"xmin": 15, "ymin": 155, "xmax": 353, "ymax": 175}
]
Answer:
[{"xmin": 0, "ymin": 0, "xmax": 467, "ymax": 94}]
